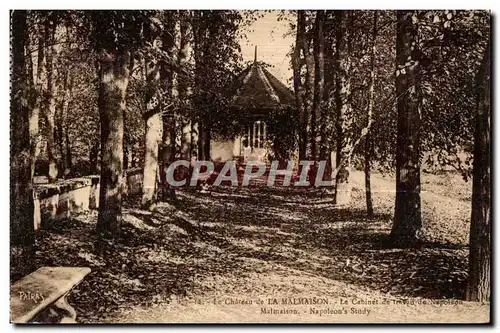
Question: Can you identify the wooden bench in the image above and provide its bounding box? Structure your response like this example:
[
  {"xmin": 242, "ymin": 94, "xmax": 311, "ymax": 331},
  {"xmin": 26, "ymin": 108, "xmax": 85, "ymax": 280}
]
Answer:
[{"xmin": 10, "ymin": 267, "xmax": 91, "ymax": 323}]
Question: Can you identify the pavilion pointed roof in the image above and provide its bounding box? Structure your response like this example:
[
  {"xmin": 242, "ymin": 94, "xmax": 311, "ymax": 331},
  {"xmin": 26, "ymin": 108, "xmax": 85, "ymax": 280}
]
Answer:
[{"xmin": 231, "ymin": 46, "xmax": 295, "ymax": 109}]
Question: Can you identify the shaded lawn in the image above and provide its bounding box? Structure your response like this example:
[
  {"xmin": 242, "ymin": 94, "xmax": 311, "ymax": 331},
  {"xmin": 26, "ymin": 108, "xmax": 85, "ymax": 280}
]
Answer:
[{"xmin": 11, "ymin": 171, "xmax": 472, "ymax": 323}]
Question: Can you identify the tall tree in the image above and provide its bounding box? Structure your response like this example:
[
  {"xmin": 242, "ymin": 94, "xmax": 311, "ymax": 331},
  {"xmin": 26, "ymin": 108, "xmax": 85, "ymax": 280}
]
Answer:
[
  {"xmin": 311, "ymin": 10, "xmax": 324, "ymax": 163},
  {"xmin": 94, "ymin": 12, "xmax": 135, "ymax": 235},
  {"xmin": 364, "ymin": 11, "xmax": 378, "ymax": 218},
  {"xmin": 158, "ymin": 12, "xmax": 177, "ymax": 200},
  {"xmin": 10, "ymin": 10, "xmax": 35, "ymax": 255},
  {"xmin": 178, "ymin": 11, "xmax": 193, "ymax": 159},
  {"xmin": 292, "ymin": 11, "xmax": 307, "ymax": 161},
  {"xmin": 29, "ymin": 14, "xmax": 45, "ymax": 180},
  {"xmin": 43, "ymin": 16, "xmax": 59, "ymax": 182},
  {"xmin": 391, "ymin": 11, "xmax": 422, "ymax": 245},
  {"xmin": 194, "ymin": 11, "xmax": 213, "ymax": 161},
  {"xmin": 161, "ymin": 12, "xmax": 176, "ymax": 154},
  {"xmin": 192, "ymin": 10, "xmax": 244, "ymax": 161},
  {"xmin": 333, "ymin": 10, "xmax": 353, "ymax": 205},
  {"xmin": 319, "ymin": 11, "xmax": 336, "ymax": 173},
  {"xmin": 466, "ymin": 40, "xmax": 490, "ymax": 302},
  {"xmin": 141, "ymin": 21, "xmax": 163, "ymax": 208},
  {"xmin": 55, "ymin": 24, "xmax": 74, "ymax": 177},
  {"xmin": 300, "ymin": 11, "xmax": 315, "ymax": 161}
]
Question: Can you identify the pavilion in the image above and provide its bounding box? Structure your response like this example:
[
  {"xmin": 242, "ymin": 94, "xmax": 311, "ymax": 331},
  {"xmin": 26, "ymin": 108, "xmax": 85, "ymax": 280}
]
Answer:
[{"xmin": 211, "ymin": 46, "xmax": 295, "ymax": 164}]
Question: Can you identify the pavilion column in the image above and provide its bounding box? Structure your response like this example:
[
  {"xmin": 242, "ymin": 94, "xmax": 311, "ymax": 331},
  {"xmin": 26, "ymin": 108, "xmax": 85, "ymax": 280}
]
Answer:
[
  {"xmin": 233, "ymin": 135, "xmax": 242, "ymax": 157},
  {"xmin": 252, "ymin": 122, "xmax": 256, "ymax": 149},
  {"xmin": 263, "ymin": 122, "xmax": 267, "ymax": 145},
  {"xmin": 257, "ymin": 121, "xmax": 261, "ymax": 148}
]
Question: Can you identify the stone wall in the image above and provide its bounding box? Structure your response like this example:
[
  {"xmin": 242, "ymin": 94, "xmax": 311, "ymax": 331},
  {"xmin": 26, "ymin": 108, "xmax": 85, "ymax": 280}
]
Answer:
[{"xmin": 33, "ymin": 168, "xmax": 143, "ymax": 230}]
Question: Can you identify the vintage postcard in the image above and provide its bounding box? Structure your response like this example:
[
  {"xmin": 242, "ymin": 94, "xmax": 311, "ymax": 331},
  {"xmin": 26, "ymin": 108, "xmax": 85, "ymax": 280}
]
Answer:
[{"xmin": 9, "ymin": 9, "xmax": 490, "ymax": 324}]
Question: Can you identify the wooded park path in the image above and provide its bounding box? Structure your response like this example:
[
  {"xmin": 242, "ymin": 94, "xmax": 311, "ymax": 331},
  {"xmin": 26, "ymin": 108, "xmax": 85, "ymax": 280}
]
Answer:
[{"xmin": 32, "ymin": 171, "xmax": 489, "ymax": 323}]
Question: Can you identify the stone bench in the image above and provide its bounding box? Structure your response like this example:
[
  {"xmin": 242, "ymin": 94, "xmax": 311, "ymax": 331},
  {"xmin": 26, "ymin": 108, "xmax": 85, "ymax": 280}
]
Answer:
[{"xmin": 10, "ymin": 267, "xmax": 91, "ymax": 323}]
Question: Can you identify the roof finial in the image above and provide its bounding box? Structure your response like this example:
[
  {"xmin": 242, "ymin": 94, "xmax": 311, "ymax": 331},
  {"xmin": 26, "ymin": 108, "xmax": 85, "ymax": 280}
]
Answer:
[{"xmin": 254, "ymin": 45, "xmax": 257, "ymax": 63}]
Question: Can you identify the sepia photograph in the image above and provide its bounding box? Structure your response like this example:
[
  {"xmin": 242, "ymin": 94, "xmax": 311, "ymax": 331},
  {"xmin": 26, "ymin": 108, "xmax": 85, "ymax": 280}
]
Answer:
[{"xmin": 9, "ymin": 9, "xmax": 491, "ymax": 324}]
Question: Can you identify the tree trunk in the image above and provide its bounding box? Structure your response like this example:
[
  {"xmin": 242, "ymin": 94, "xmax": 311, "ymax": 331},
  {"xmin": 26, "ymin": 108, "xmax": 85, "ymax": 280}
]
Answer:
[
  {"xmin": 364, "ymin": 135, "xmax": 374, "ymax": 218},
  {"xmin": 198, "ymin": 122, "xmax": 211, "ymax": 160},
  {"xmin": 292, "ymin": 11, "xmax": 307, "ymax": 161},
  {"xmin": 365, "ymin": 11, "xmax": 377, "ymax": 218},
  {"xmin": 299, "ymin": 11, "xmax": 315, "ymax": 161},
  {"xmin": 159, "ymin": 14, "xmax": 176, "ymax": 198},
  {"xmin": 161, "ymin": 16, "xmax": 175, "ymax": 144},
  {"xmin": 312, "ymin": 10, "xmax": 325, "ymax": 164},
  {"xmin": 55, "ymin": 113, "xmax": 65, "ymax": 174},
  {"xmin": 142, "ymin": 112, "xmax": 162, "ymax": 207},
  {"xmin": 466, "ymin": 41, "xmax": 491, "ymax": 302},
  {"xmin": 123, "ymin": 91, "xmax": 132, "ymax": 172},
  {"xmin": 57, "ymin": 67, "xmax": 73, "ymax": 178},
  {"xmin": 96, "ymin": 50, "xmax": 130, "ymax": 235},
  {"xmin": 319, "ymin": 13, "xmax": 334, "ymax": 179},
  {"xmin": 43, "ymin": 20, "xmax": 58, "ymax": 182},
  {"xmin": 65, "ymin": 125, "xmax": 72, "ymax": 172},
  {"xmin": 190, "ymin": 121, "xmax": 198, "ymax": 159},
  {"xmin": 333, "ymin": 10, "xmax": 352, "ymax": 205},
  {"xmin": 90, "ymin": 139, "xmax": 99, "ymax": 174},
  {"xmin": 29, "ymin": 28, "xmax": 45, "ymax": 180},
  {"xmin": 191, "ymin": 11, "xmax": 202, "ymax": 160},
  {"xmin": 193, "ymin": 12, "xmax": 212, "ymax": 162},
  {"xmin": 391, "ymin": 11, "xmax": 422, "ymax": 245},
  {"xmin": 123, "ymin": 143, "xmax": 129, "ymax": 170},
  {"xmin": 10, "ymin": 10, "xmax": 35, "ymax": 254},
  {"xmin": 142, "ymin": 58, "xmax": 163, "ymax": 208},
  {"xmin": 178, "ymin": 13, "xmax": 192, "ymax": 160},
  {"xmin": 62, "ymin": 26, "xmax": 73, "ymax": 176}
]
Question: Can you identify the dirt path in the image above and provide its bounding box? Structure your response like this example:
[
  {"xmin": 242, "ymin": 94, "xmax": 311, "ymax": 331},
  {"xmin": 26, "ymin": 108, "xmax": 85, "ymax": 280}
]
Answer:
[
  {"xmin": 93, "ymin": 176, "xmax": 487, "ymax": 324},
  {"xmin": 110, "ymin": 271, "xmax": 488, "ymax": 323}
]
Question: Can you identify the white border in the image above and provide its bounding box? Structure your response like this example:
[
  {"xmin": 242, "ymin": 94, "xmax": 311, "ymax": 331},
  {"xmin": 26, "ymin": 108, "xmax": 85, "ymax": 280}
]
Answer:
[{"xmin": 1, "ymin": 2, "xmax": 498, "ymax": 332}]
